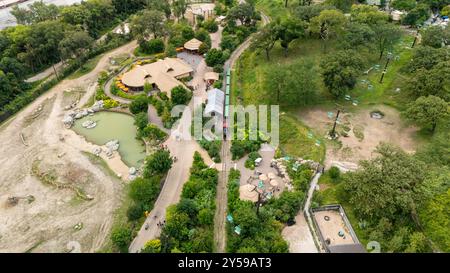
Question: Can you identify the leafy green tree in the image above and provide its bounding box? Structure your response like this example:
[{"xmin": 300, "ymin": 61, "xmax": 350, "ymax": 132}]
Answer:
[
  {"xmin": 11, "ymin": 0, "xmax": 59, "ymax": 25},
  {"xmin": 131, "ymin": 10, "xmax": 166, "ymax": 41},
  {"xmin": 343, "ymin": 143, "xmax": 426, "ymax": 220},
  {"xmin": 205, "ymin": 48, "xmax": 225, "ymax": 67},
  {"xmin": 220, "ymin": 34, "xmax": 239, "ymax": 51},
  {"xmin": 233, "ymin": 204, "xmax": 259, "ymax": 237},
  {"xmin": 251, "ymin": 22, "xmax": 281, "ymax": 60},
  {"xmin": 293, "ymin": 4, "xmax": 335, "ymax": 22},
  {"xmin": 372, "ymin": 22, "xmax": 401, "ymax": 59},
  {"xmin": 163, "ymin": 205, "xmax": 190, "ymax": 241},
  {"xmin": 406, "ymin": 60, "xmax": 450, "ymax": 100},
  {"xmin": 441, "ymin": 5, "xmax": 450, "ymax": 16},
  {"xmin": 278, "ymin": 18, "xmax": 307, "ymax": 56},
  {"xmin": 134, "ymin": 112, "xmax": 148, "ymax": 130},
  {"xmin": 0, "ymin": 70, "xmax": 23, "ymax": 108},
  {"xmin": 127, "ymin": 203, "xmax": 144, "ymax": 221},
  {"xmin": 141, "ymin": 38, "xmax": 165, "ymax": 54},
  {"xmin": 227, "ymin": 3, "xmax": 256, "ymax": 26},
  {"xmin": 83, "ymin": 0, "xmax": 115, "ymax": 38},
  {"xmin": 419, "ymin": 189, "xmax": 450, "ymax": 252},
  {"xmin": 267, "ymin": 191, "xmax": 305, "ymax": 222},
  {"xmin": 421, "ymin": 25, "xmax": 450, "ymax": 48},
  {"xmin": 129, "ymin": 95, "xmax": 148, "ymax": 114},
  {"xmin": 111, "ymin": 227, "xmax": 133, "ymax": 253},
  {"xmin": 340, "ymin": 22, "xmax": 375, "ymax": 48},
  {"xmin": 405, "ymin": 95, "xmax": 449, "ymax": 132},
  {"xmin": 195, "ymin": 28, "xmax": 212, "ymax": 47},
  {"xmin": 142, "ymin": 239, "xmax": 162, "ymax": 253},
  {"xmin": 328, "ymin": 166, "xmax": 341, "ymax": 182},
  {"xmin": 421, "ymin": 0, "xmax": 449, "ymax": 10},
  {"xmin": 146, "ymin": 0, "xmax": 171, "ymax": 19},
  {"xmin": 140, "ymin": 124, "xmax": 167, "ymax": 141},
  {"xmin": 350, "ymin": 4, "xmax": 389, "ymax": 25},
  {"xmin": 129, "ymin": 177, "xmax": 160, "ymax": 209},
  {"xmin": 198, "ymin": 208, "xmax": 214, "ymax": 226},
  {"xmin": 391, "ymin": 0, "xmax": 417, "ymax": 11},
  {"xmin": 202, "ymin": 19, "xmax": 219, "ymax": 33},
  {"xmin": 310, "ymin": 9, "xmax": 347, "ymax": 50},
  {"xmin": 171, "ymin": 85, "xmax": 191, "ymax": 105},
  {"xmin": 112, "ymin": 0, "xmax": 146, "ymax": 17},
  {"xmin": 264, "ymin": 60, "xmax": 317, "ymax": 105},
  {"xmin": 172, "ymin": 0, "xmax": 188, "ymax": 19},
  {"xmin": 0, "ymin": 57, "xmax": 26, "ymax": 78},
  {"xmin": 402, "ymin": 4, "xmax": 430, "ymax": 26},
  {"xmin": 405, "ymin": 232, "xmax": 431, "ymax": 253},
  {"xmin": 326, "ymin": 0, "xmax": 353, "ymax": 12},
  {"xmin": 59, "ymin": 31, "xmax": 94, "ymax": 60},
  {"xmin": 320, "ymin": 50, "xmax": 364, "ymax": 98},
  {"xmin": 406, "ymin": 46, "xmax": 450, "ymax": 72},
  {"xmin": 143, "ymin": 149, "xmax": 173, "ymax": 177}
]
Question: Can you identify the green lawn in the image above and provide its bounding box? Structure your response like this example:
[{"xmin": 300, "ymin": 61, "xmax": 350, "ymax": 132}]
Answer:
[
  {"xmin": 279, "ymin": 114, "xmax": 325, "ymax": 162},
  {"xmin": 256, "ymin": 0, "xmax": 290, "ymax": 20},
  {"xmin": 349, "ymin": 35, "xmax": 415, "ymax": 110},
  {"xmin": 67, "ymin": 54, "xmax": 104, "ymax": 79}
]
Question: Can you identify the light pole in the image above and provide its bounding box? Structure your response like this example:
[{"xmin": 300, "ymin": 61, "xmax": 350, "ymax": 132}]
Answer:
[
  {"xmin": 379, "ymin": 52, "xmax": 393, "ymax": 84},
  {"xmin": 330, "ymin": 109, "xmax": 341, "ymax": 139}
]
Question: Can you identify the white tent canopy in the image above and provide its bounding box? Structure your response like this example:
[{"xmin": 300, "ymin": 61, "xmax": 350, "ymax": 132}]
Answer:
[{"xmin": 204, "ymin": 88, "xmax": 224, "ymax": 116}]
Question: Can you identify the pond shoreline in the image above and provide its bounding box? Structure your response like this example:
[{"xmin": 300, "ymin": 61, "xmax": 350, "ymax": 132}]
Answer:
[{"xmin": 70, "ymin": 109, "xmax": 146, "ymax": 179}]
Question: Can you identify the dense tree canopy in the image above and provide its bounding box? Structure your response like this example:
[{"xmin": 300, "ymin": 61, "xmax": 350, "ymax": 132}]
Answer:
[
  {"xmin": 405, "ymin": 95, "xmax": 449, "ymax": 132},
  {"xmin": 320, "ymin": 50, "xmax": 364, "ymax": 98},
  {"xmin": 343, "ymin": 143, "xmax": 426, "ymax": 220}
]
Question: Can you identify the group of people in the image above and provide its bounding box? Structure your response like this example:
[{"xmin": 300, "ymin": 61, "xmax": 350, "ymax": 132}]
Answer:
[{"xmin": 157, "ymin": 220, "xmax": 166, "ymax": 228}]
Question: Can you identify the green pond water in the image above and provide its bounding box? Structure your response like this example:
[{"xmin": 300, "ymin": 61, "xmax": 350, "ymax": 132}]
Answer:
[{"xmin": 72, "ymin": 111, "xmax": 146, "ymax": 167}]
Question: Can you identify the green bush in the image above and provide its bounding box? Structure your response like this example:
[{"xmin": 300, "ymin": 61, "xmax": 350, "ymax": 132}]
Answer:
[
  {"xmin": 171, "ymin": 85, "xmax": 192, "ymax": 105},
  {"xmin": 129, "ymin": 176, "xmax": 161, "ymax": 211},
  {"xmin": 127, "ymin": 203, "xmax": 144, "ymax": 221},
  {"xmin": 199, "ymin": 140, "xmax": 222, "ymax": 163},
  {"xmin": 140, "ymin": 124, "xmax": 167, "ymax": 141},
  {"xmin": 230, "ymin": 140, "xmax": 261, "ymax": 160},
  {"xmin": 328, "ymin": 166, "xmax": 341, "ymax": 182},
  {"xmin": 129, "ymin": 95, "xmax": 148, "ymax": 114},
  {"xmin": 244, "ymin": 151, "xmax": 261, "ymax": 170},
  {"xmin": 202, "ymin": 19, "xmax": 219, "ymax": 33},
  {"xmin": 140, "ymin": 38, "xmax": 165, "ymax": 54},
  {"xmin": 111, "ymin": 227, "xmax": 133, "ymax": 253},
  {"xmin": 134, "ymin": 112, "xmax": 148, "ymax": 130},
  {"xmin": 143, "ymin": 149, "xmax": 173, "ymax": 177}
]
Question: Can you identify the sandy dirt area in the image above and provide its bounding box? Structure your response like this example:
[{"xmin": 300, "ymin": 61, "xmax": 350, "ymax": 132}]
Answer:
[
  {"xmin": 0, "ymin": 41, "xmax": 138, "ymax": 253},
  {"xmin": 296, "ymin": 105, "xmax": 418, "ymax": 169},
  {"xmin": 282, "ymin": 213, "xmax": 318, "ymax": 253},
  {"xmin": 313, "ymin": 210, "xmax": 355, "ymax": 246}
]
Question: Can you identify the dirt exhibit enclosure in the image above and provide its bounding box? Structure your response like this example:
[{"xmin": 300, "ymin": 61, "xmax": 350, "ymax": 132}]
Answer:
[
  {"xmin": 311, "ymin": 205, "xmax": 366, "ymax": 253},
  {"xmin": 296, "ymin": 104, "xmax": 419, "ymax": 170},
  {"xmin": 0, "ymin": 41, "xmax": 137, "ymax": 253}
]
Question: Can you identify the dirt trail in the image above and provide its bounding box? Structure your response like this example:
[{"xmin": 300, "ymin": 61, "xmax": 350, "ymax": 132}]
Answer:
[{"xmin": 0, "ymin": 41, "xmax": 138, "ymax": 253}]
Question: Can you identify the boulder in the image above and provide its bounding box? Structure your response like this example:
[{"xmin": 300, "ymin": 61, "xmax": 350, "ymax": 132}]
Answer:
[{"xmin": 128, "ymin": 167, "xmax": 137, "ymax": 175}]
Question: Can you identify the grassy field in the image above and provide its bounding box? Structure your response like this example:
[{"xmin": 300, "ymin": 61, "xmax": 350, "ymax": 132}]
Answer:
[
  {"xmin": 67, "ymin": 54, "xmax": 104, "ymax": 79},
  {"xmin": 256, "ymin": 0, "xmax": 290, "ymax": 20},
  {"xmin": 279, "ymin": 114, "xmax": 326, "ymax": 162}
]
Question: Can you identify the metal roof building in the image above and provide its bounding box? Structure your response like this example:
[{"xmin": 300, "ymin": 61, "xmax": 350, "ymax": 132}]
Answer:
[{"xmin": 204, "ymin": 88, "xmax": 225, "ymax": 116}]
